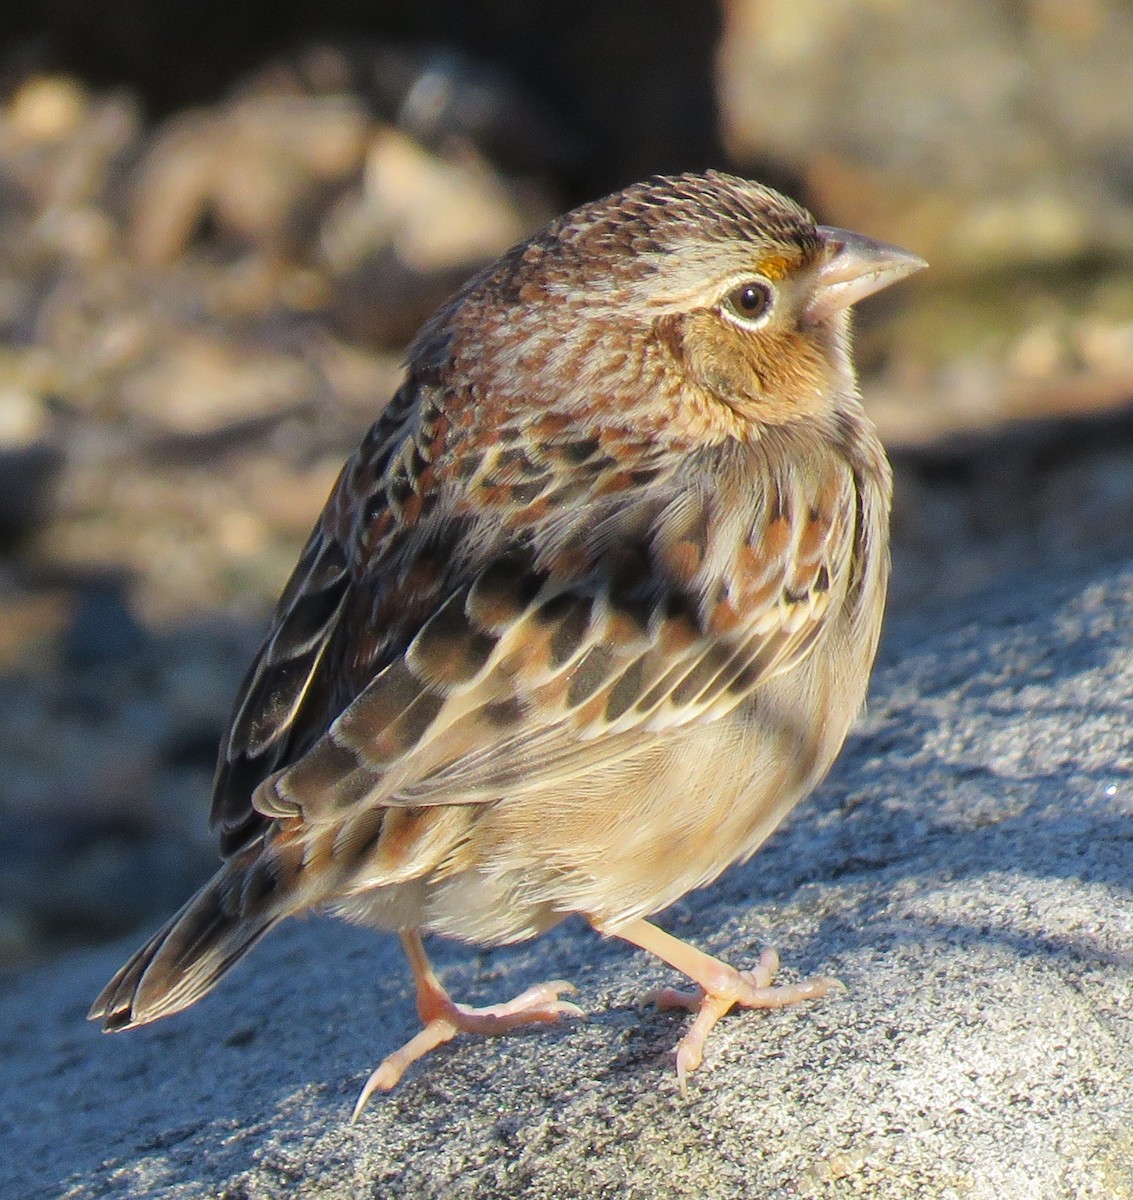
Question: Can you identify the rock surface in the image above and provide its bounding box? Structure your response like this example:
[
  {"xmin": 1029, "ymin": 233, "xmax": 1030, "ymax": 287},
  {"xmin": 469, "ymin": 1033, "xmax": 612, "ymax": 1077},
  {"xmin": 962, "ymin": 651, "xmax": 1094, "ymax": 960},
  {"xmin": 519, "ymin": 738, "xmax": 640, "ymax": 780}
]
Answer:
[{"xmin": 3, "ymin": 555, "xmax": 1132, "ymax": 1199}]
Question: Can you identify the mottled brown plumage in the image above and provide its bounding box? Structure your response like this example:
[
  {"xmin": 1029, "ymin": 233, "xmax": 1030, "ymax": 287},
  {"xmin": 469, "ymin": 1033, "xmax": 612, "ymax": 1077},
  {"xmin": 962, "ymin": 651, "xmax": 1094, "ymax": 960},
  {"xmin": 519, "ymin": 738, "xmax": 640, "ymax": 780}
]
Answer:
[{"xmin": 90, "ymin": 171, "xmax": 924, "ymax": 1115}]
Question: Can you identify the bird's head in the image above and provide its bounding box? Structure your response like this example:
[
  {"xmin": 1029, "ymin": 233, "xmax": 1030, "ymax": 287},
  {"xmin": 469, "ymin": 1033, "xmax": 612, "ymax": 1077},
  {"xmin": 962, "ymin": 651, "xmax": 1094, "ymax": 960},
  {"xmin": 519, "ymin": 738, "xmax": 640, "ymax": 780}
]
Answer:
[{"xmin": 415, "ymin": 172, "xmax": 925, "ymax": 444}]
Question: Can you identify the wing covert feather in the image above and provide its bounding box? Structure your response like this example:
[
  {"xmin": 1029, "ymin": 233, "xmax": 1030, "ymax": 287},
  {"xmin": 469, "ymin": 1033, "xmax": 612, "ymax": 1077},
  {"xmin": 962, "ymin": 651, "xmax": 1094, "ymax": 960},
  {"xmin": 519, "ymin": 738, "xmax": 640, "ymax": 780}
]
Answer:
[{"xmin": 255, "ymin": 449, "xmax": 859, "ymax": 823}]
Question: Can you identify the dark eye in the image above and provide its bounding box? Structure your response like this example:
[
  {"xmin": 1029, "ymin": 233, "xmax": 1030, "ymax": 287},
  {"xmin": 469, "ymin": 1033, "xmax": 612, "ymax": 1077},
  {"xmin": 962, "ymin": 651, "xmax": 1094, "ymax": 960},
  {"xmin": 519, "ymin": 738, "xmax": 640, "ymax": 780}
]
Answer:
[{"xmin": 722, "ymin": 279, "xmax": 774, "ymax": 326}]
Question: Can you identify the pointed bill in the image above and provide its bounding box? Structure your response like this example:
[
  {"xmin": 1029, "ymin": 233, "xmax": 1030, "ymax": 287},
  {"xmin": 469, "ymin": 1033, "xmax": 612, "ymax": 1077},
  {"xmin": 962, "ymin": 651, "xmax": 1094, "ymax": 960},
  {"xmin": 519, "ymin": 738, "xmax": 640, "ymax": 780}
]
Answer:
[{"xmin": 809, "ymin": 226, "xmax": 927, "ymax": 317}]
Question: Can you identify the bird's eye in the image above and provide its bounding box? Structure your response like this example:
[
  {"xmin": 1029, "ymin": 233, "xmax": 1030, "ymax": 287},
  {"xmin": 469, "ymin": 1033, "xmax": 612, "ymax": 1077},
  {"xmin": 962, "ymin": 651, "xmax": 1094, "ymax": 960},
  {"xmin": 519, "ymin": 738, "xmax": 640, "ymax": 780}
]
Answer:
[{"xmin": 721, "ymin": 279, "xmax": 774, "ymax": 327}]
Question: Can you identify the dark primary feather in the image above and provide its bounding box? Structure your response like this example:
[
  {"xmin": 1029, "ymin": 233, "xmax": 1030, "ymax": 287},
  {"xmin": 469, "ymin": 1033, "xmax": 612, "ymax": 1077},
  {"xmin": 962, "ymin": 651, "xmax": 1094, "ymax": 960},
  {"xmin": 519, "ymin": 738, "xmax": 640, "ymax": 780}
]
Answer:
[{"xmin": 210, "ymin": 377, "xmax": 423, "ymax": 855}]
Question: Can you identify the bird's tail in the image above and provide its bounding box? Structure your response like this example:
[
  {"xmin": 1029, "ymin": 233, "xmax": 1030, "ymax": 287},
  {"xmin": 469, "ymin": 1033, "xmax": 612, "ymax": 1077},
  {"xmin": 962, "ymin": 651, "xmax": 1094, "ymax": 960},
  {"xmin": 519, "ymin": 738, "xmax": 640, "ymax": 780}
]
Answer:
[{"xmin": 88, "ymin": 852, "xmax": 280, "ymax": 1032}]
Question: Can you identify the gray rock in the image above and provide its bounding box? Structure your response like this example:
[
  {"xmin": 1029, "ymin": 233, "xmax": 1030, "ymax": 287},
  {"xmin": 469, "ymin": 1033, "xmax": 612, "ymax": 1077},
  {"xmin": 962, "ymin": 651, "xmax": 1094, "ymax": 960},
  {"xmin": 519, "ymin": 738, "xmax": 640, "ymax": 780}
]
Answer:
[{"xmin": 4, "ymin": 557, "xmax": 1133, "ymax": 1199}]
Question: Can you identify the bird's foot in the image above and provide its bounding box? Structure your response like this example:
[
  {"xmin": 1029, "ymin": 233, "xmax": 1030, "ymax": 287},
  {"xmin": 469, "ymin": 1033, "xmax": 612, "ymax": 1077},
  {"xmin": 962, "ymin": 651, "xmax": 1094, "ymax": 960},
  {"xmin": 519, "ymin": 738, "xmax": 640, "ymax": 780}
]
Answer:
[
  {"xmin": 352, "ymin": 971, "xmax": 583, "ymax": 1120},
  {"xmin": 603, "ymin": 919, "xmax": 841, "ymax": 1096},
  {"xmin": 644, "ymin": 946, "xmax": 842, "ymax": 1094}
]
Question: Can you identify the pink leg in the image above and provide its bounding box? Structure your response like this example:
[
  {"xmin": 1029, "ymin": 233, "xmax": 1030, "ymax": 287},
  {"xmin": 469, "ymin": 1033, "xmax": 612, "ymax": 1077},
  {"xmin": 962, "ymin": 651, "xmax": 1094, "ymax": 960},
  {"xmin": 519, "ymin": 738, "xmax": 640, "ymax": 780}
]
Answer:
[
  {"xmin": 602, "ymin": 918, "xmax": 842, "ymax": 1094},
  {"xmin": 352, "ymin": 930, "xmax": 584, "ymax": 1120}
]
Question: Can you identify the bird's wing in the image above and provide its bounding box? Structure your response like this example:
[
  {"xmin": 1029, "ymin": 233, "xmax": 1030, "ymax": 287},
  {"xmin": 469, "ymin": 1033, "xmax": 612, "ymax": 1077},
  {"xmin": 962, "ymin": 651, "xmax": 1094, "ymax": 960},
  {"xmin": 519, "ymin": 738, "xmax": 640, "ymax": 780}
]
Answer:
[
  {"xmin": 240, "ymin": 431, "xmax": 859, "ymax": 829},
  {"xmin": 208, "ymin": 378, "xmax": 424, "ymax": 854}
]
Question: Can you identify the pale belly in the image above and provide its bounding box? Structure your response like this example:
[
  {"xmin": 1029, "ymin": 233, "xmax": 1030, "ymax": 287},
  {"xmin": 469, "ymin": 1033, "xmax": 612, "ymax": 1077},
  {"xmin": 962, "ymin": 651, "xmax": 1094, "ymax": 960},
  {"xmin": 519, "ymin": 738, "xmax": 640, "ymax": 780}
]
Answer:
[{"xmin": 332, "ymin": 620, "xmax": 873, "ymax": 947}]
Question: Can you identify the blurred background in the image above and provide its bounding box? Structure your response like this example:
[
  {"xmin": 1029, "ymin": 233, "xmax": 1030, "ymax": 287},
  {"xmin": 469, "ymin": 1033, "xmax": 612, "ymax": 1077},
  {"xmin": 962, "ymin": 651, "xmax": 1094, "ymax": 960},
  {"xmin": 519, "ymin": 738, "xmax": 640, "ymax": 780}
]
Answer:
[{"xmin": 1, "ymin": 0, "xmax": 1132, "ymax": 972}]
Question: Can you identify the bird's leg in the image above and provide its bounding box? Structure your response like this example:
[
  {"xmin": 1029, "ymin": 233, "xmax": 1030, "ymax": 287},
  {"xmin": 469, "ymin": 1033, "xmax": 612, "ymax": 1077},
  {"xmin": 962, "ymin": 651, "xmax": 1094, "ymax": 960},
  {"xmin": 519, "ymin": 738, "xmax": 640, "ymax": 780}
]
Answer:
[
  {"xmin": 603, "ymin": 918, "xmax": 842, "ymax": 1095},
  {"xmin": 352, "ymin": 930, "xmax": 583, "ymax": 1120}
]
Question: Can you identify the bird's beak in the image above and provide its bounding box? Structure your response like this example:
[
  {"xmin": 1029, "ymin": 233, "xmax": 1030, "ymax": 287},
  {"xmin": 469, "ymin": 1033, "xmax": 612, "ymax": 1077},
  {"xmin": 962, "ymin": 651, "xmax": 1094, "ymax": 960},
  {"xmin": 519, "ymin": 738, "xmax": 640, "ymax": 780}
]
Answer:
[{"xmin": 808, "ymin": 226, "xmax": 927, "ymax": 318}]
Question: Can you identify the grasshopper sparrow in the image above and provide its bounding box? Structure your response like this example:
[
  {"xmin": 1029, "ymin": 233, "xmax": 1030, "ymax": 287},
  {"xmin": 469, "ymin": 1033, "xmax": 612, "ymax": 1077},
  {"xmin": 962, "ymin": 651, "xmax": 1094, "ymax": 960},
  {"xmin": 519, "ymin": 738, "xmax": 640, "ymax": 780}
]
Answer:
[{"xmin": 91, "ymin": 171, "xmax": 924, "ymax": 1117}]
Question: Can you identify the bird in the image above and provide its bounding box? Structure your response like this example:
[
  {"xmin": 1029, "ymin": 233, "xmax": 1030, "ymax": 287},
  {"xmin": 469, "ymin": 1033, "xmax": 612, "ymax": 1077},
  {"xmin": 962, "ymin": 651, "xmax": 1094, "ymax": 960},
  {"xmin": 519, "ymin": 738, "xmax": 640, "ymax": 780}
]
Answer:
[{"xmin": 90, "ymin": 170, "xmax": 925, "ymax": 1118}]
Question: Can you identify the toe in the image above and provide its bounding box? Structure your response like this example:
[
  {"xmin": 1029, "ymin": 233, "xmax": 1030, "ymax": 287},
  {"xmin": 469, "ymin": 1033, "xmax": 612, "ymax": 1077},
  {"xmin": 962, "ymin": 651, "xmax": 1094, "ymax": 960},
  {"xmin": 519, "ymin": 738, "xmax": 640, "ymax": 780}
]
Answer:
[
  {"xmin": 644, "ymin": 984, "xmax": 705, "ymax": 1013},
  {"xmin": 734, "ymin": 970, "xmax": 844, "ymax": 1009},
  {"xmin": 351, "ymin": 1018, "xmax": 458, "ymax": 1121}
]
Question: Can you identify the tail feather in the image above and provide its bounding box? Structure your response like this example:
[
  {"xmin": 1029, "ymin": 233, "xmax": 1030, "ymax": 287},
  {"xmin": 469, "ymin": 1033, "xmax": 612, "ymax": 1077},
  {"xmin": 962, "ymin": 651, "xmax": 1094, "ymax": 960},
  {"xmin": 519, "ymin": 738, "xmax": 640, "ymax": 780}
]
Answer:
[{"xmin": 89, "ymin": 861, "xmax": 278, "ymax": 1032}]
